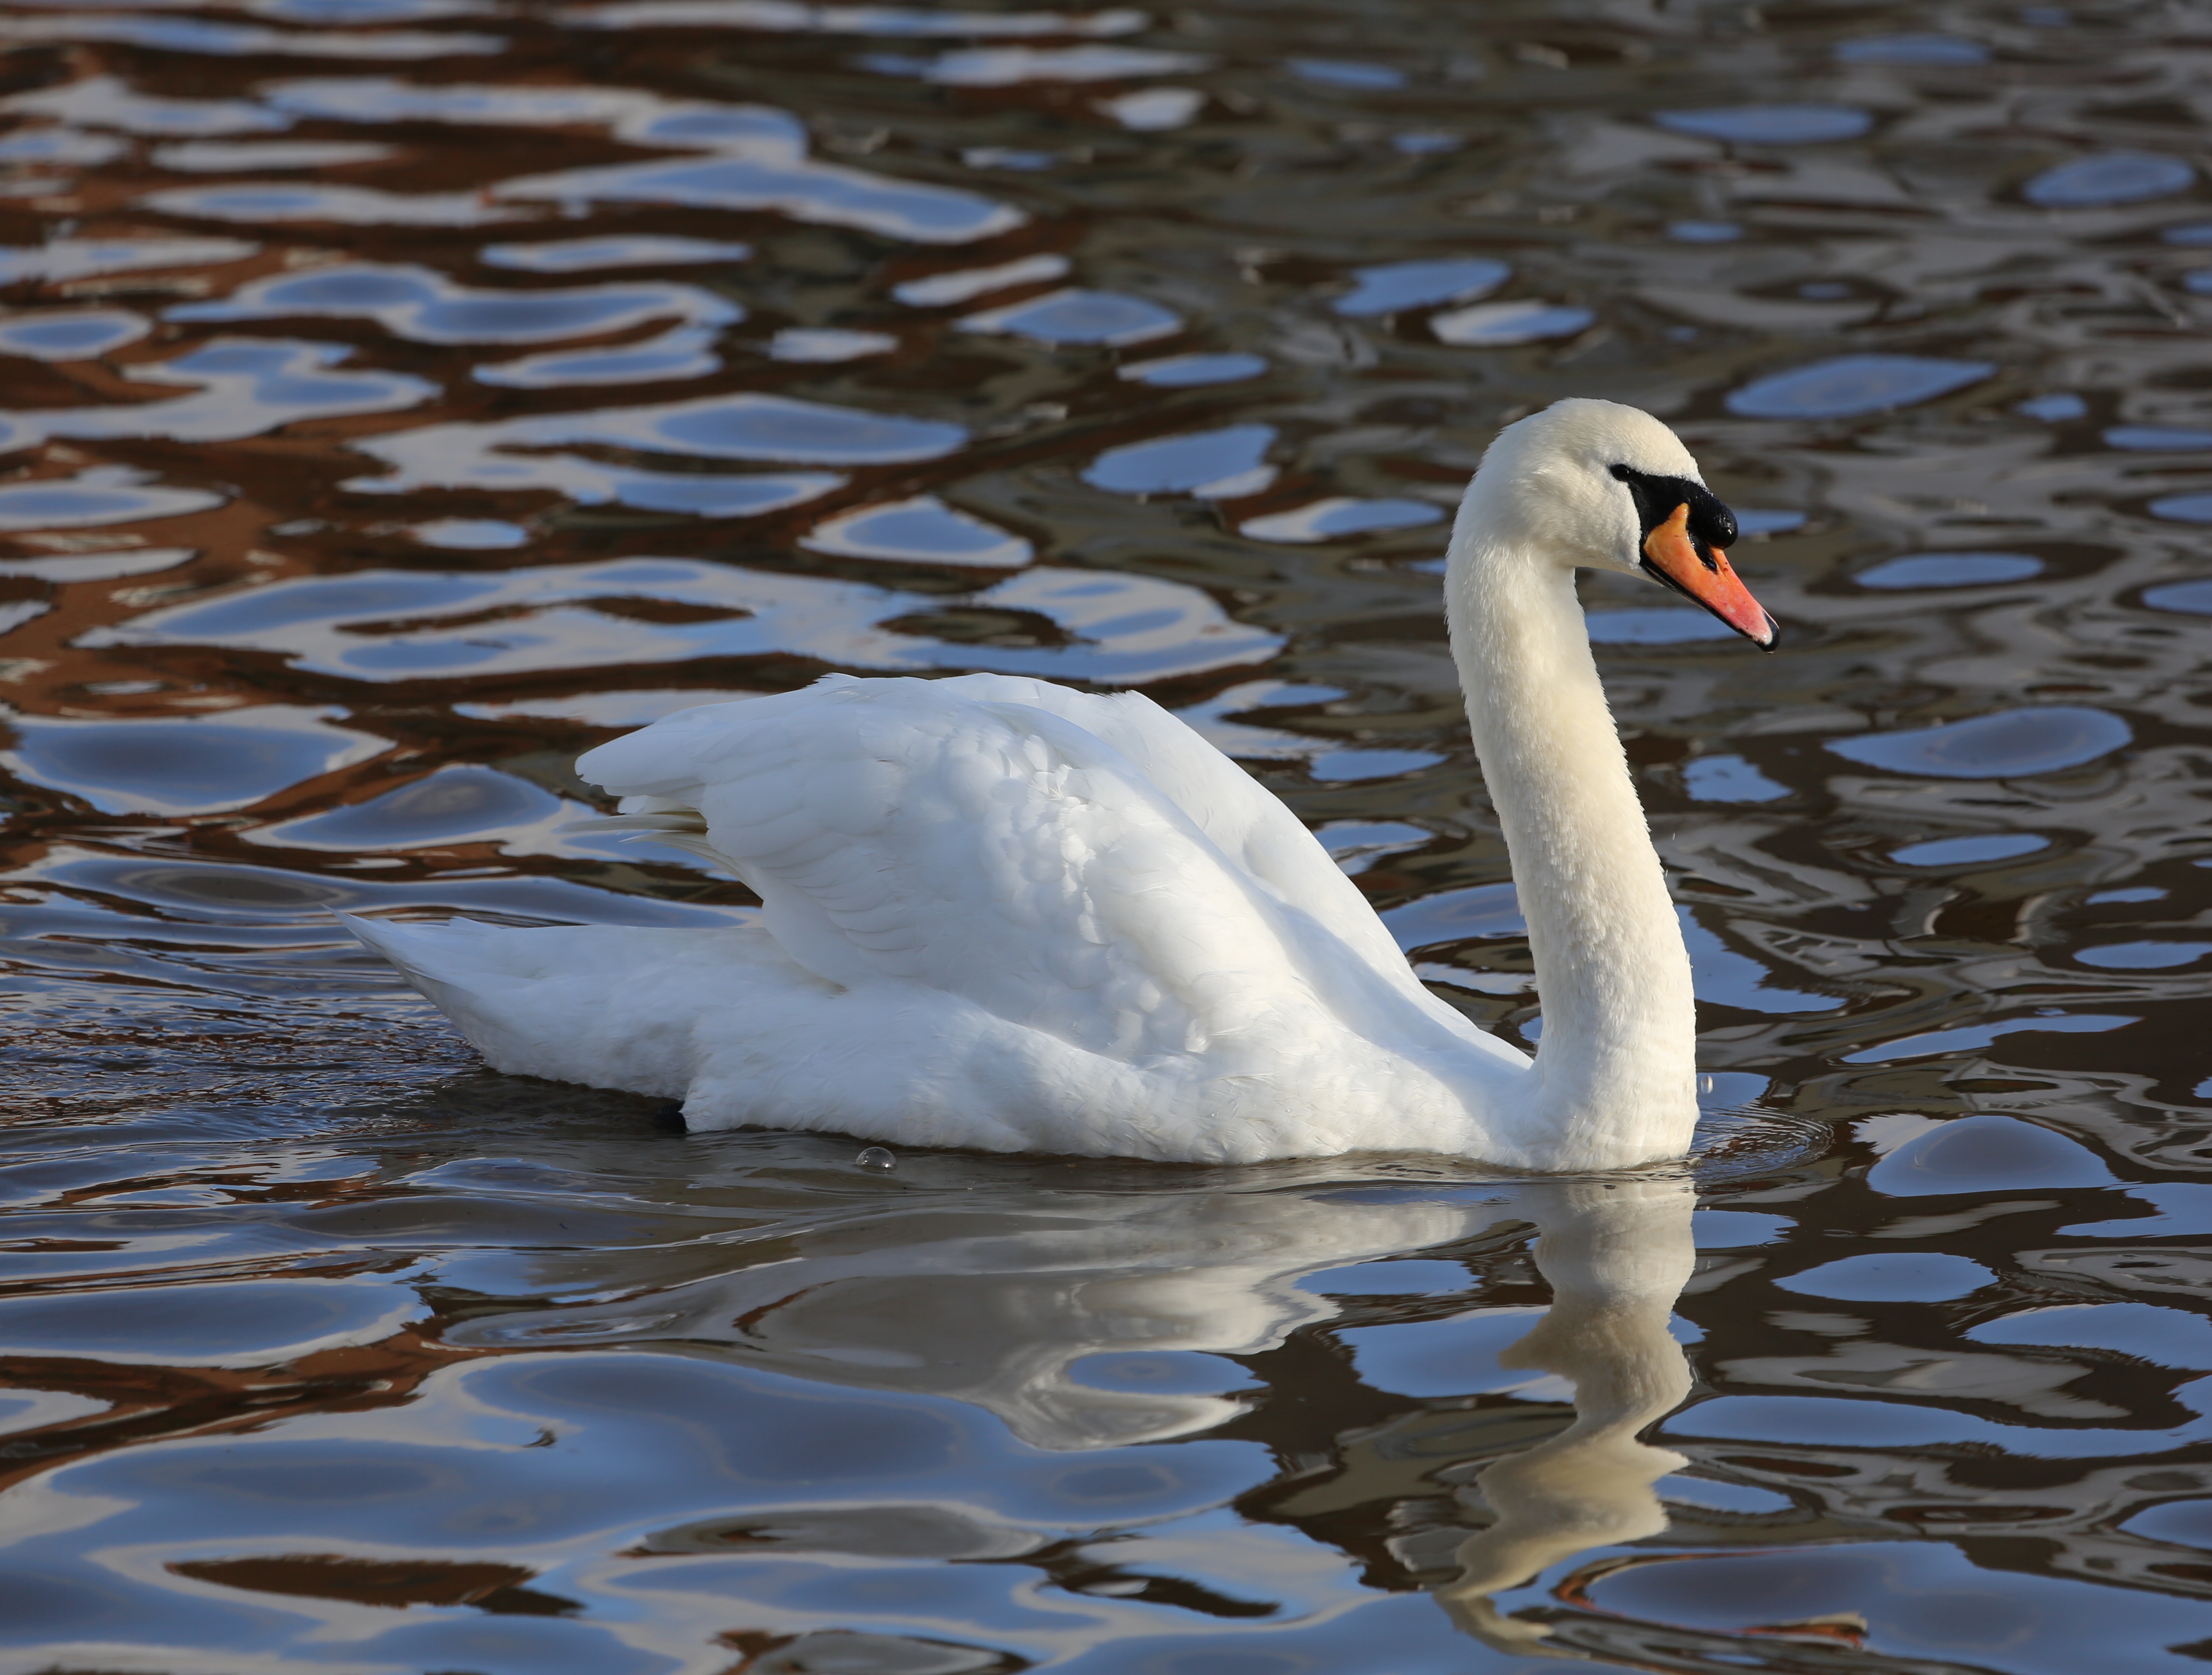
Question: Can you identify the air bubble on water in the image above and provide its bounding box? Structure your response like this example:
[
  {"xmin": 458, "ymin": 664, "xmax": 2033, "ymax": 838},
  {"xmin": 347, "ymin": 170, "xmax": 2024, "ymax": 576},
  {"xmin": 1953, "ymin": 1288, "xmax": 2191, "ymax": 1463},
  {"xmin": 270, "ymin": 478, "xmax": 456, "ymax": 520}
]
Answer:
[{"xmin": 856, "ymin": 1146, "xmax": 897, "ymax": 1172}]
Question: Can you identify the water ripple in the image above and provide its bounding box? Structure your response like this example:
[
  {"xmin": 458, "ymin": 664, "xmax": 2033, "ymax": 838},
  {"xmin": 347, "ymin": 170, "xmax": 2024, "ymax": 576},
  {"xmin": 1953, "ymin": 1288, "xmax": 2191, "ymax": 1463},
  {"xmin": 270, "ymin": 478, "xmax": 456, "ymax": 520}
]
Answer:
[
  {"xmin": 1331, "ymin": 257, "xmax": 1509, "ymax": 317},
  {"xmin": 171, "ymin": 262, "xmax": 741, "ymax": 345},
  {"xmin": 90, "ymin": 557, "xmax": 1279, "ymax": 684},
  {"xmin": 1826, "ymin": 706, "xmax": 2132, "ymax": 779},
  {"xmin": 1727, "ymin": 353, "xmax": 1995, "ymax": 419},
  {"xmin": 5, "ymin": 338, "xmax": 435, "ymax": 445},
  {"xmin": 1656, "ymin": 105, "xmax": 1873, "ymax": 145},
  {"xmin": 2, "ymin": 703, "xmax": 387, "ymax": 814},
  {"xmin": 2024, "ymin": 151, "xmax": 2195, "ymax": 209},
  {"xmin": 344, "ymin": 391, "xmax": 961, "ymax": 509}
]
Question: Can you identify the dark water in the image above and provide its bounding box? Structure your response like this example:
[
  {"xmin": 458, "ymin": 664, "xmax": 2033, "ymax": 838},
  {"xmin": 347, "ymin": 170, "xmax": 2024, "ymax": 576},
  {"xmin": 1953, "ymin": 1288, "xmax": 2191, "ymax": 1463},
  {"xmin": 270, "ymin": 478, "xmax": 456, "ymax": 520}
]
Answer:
[{"xmin": 6, "ymin": 1, "xmax": 2212, "ymax": 1670}]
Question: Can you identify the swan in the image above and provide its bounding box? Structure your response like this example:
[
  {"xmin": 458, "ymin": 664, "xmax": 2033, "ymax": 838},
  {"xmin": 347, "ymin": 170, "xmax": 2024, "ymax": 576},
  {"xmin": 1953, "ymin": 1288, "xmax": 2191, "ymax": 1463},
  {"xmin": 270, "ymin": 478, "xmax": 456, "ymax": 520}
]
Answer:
[{"xmin": 345, "ymin": 397, "xmax": 1772, "ymax": 1169}]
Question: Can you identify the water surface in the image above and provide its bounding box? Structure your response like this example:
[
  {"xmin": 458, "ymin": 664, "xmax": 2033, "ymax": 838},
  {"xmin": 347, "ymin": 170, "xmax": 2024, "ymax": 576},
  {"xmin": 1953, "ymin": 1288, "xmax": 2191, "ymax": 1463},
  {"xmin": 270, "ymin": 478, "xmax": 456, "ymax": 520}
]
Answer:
[{"xmin": 7, "ymin": 1, "xmax": 2212, "ymax": 1671}]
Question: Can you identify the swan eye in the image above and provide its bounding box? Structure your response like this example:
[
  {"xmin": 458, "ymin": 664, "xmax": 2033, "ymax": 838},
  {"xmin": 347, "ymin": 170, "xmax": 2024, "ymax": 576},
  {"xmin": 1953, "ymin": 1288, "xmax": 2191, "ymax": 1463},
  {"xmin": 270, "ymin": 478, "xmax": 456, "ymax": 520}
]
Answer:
[
  {"xmin": 1608, "ymin": 463, "xmax": 1739, "ymax": 563},
  {"xmin": 1611, "ymin": 464, "xmax": 1772, "ymax": 646}
]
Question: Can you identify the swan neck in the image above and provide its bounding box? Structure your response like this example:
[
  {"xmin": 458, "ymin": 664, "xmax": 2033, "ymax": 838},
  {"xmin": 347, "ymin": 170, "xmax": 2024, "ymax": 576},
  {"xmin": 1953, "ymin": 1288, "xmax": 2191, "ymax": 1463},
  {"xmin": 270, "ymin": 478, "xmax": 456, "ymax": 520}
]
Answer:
[{"xmin": 1444, "ymin": 501, "xmax": 1697, "ymax": 1164}]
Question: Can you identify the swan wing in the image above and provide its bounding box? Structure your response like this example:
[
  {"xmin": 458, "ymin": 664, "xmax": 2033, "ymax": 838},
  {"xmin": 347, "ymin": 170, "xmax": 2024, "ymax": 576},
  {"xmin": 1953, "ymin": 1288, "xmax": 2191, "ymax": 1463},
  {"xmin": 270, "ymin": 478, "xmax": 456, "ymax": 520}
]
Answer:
[
  {"xmin": 573, "ymin": 675, "xmax": 1356, "ymax": 1065},
  {"xmin": 887, "ymin": 674, "xmax": 1427, "ymax": 987}
]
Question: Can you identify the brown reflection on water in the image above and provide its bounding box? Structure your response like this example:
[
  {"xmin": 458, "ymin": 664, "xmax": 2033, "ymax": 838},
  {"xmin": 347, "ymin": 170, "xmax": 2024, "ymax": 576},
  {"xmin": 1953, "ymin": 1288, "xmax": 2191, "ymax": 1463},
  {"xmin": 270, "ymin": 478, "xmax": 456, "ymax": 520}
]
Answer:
[{"xmin": 9, "ymin": 0, "xmax": 2212, "ymax": 1670}]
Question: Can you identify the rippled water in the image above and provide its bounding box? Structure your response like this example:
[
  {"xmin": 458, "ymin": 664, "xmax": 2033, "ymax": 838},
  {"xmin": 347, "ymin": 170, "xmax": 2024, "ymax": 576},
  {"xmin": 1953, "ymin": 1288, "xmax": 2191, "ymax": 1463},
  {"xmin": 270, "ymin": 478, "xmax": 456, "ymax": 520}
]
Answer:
[{"xmin": 7, "ymin": 1, "xmax": 2212, "ymax": 1670}]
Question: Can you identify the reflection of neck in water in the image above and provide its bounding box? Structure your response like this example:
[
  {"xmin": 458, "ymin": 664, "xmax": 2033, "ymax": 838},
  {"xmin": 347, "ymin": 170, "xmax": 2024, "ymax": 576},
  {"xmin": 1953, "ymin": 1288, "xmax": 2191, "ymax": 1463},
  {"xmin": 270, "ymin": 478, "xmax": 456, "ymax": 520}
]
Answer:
[{"xmin": 1433, "ymin": 1177, "xmax": 1696, "ymax": 1651}]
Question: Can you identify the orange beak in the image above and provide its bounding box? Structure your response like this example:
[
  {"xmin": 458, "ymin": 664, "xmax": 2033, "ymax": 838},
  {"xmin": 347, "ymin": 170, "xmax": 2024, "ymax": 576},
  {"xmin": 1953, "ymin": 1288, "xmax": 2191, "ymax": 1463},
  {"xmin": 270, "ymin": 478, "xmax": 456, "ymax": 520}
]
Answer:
[{"xmin": 1641, "ymin": 502, "xmax": 1776, "ymax": 648}]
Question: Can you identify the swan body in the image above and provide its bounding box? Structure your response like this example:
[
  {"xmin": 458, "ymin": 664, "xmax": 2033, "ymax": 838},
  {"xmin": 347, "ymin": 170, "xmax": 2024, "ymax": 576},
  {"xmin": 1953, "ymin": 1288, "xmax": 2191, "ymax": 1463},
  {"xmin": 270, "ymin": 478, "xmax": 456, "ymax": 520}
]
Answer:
[{"xmin": 347, "ymin": 398, "xmax": 1771, "ymax": 1169}]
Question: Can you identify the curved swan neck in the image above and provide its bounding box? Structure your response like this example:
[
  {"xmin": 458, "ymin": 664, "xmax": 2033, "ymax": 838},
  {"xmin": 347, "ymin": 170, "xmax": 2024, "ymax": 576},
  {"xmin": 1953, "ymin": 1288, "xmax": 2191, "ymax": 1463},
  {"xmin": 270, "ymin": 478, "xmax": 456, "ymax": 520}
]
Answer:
[{"xmin": 1444, "ymin": 475, "xmax": 1698, "ymax": 1166}]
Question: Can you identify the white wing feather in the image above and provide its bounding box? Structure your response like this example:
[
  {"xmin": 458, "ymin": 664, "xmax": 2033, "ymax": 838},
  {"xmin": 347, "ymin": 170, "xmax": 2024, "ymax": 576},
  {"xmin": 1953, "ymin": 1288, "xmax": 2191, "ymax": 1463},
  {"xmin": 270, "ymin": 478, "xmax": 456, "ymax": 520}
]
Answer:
[
  {"xmin": 576, "ymin": 674, "xmax": 1411, "ymax": 1065},
  {"xmin": 917, "ymin": 674, "xmax": 1425, "ymax": 983}
]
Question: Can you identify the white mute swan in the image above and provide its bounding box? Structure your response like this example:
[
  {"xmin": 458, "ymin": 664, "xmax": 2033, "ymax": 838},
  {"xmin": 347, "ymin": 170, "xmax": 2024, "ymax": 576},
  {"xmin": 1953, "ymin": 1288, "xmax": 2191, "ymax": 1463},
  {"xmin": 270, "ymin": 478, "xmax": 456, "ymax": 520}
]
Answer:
[{"xmin": 346, "ymin": 398, "xmax": 1772, "ymax": 1169}]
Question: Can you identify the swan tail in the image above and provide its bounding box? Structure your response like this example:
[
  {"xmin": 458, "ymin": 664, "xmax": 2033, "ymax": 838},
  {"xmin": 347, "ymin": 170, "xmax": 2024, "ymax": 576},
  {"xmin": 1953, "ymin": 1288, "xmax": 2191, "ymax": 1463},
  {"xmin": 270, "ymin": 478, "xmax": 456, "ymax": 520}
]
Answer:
[
  {"xmin": 341, "ymin": 911, "xmax": 508, "ymax": 991},
  {"xmin": 340, "ymin": 913, "xmax": 561, "ymax": 1054},
  {"xmin": 338, "ymin": 913, "xmax": 779, "ymax": 1099},
  {"xmin": 337, "ymin": 911, "xmax": 1066, "ymax": 1147}
]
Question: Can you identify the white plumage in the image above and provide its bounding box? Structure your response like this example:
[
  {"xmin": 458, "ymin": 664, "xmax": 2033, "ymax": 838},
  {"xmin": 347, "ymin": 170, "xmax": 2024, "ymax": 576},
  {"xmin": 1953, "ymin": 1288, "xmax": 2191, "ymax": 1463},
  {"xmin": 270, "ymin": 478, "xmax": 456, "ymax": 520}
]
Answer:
[{"xmin": 347, "ymin": 399, "xmax": 1770, "ymax": 1169}]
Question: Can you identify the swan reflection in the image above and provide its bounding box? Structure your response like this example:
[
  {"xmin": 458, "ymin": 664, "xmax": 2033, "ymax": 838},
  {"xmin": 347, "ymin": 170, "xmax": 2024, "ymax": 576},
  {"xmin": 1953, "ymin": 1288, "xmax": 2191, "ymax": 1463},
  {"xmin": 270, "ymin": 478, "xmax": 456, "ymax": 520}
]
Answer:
[
  {"xmin": 453, "ymin": 1179, "xmax": 1512, "ymax": 1449},
  {"xmin": 456, "ymin": 1161, "xmax": 1697, "ymax": 1648},
  {"xmin": 1427, "ymin": 1178, "xmax": 1695, "ymax": 1652}
]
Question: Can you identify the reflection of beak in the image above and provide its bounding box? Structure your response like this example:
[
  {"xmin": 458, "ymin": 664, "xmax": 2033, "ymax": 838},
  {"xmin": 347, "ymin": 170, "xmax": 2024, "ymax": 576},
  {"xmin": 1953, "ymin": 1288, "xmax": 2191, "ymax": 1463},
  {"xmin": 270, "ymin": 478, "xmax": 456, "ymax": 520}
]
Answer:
[{"xmin": 1640, "ymin": 502, "xmax": 1777, "ymax": 649}]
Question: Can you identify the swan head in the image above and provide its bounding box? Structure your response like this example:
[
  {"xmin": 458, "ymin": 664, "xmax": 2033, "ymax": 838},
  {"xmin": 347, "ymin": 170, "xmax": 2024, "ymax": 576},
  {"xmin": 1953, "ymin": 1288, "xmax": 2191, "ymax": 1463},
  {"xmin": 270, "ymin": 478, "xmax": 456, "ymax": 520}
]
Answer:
[{"xmin": 1466, "ymin": 397, "xmax": 1775, "ymax": 647}]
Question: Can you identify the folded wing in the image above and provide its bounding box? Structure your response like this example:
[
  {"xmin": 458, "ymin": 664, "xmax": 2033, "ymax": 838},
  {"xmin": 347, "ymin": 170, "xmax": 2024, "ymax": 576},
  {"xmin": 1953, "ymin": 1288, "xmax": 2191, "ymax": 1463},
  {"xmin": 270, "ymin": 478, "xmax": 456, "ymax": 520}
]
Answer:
[{"xmin": 577, "ymin": 674, "xmax": 1374, "ymax": 1066}]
